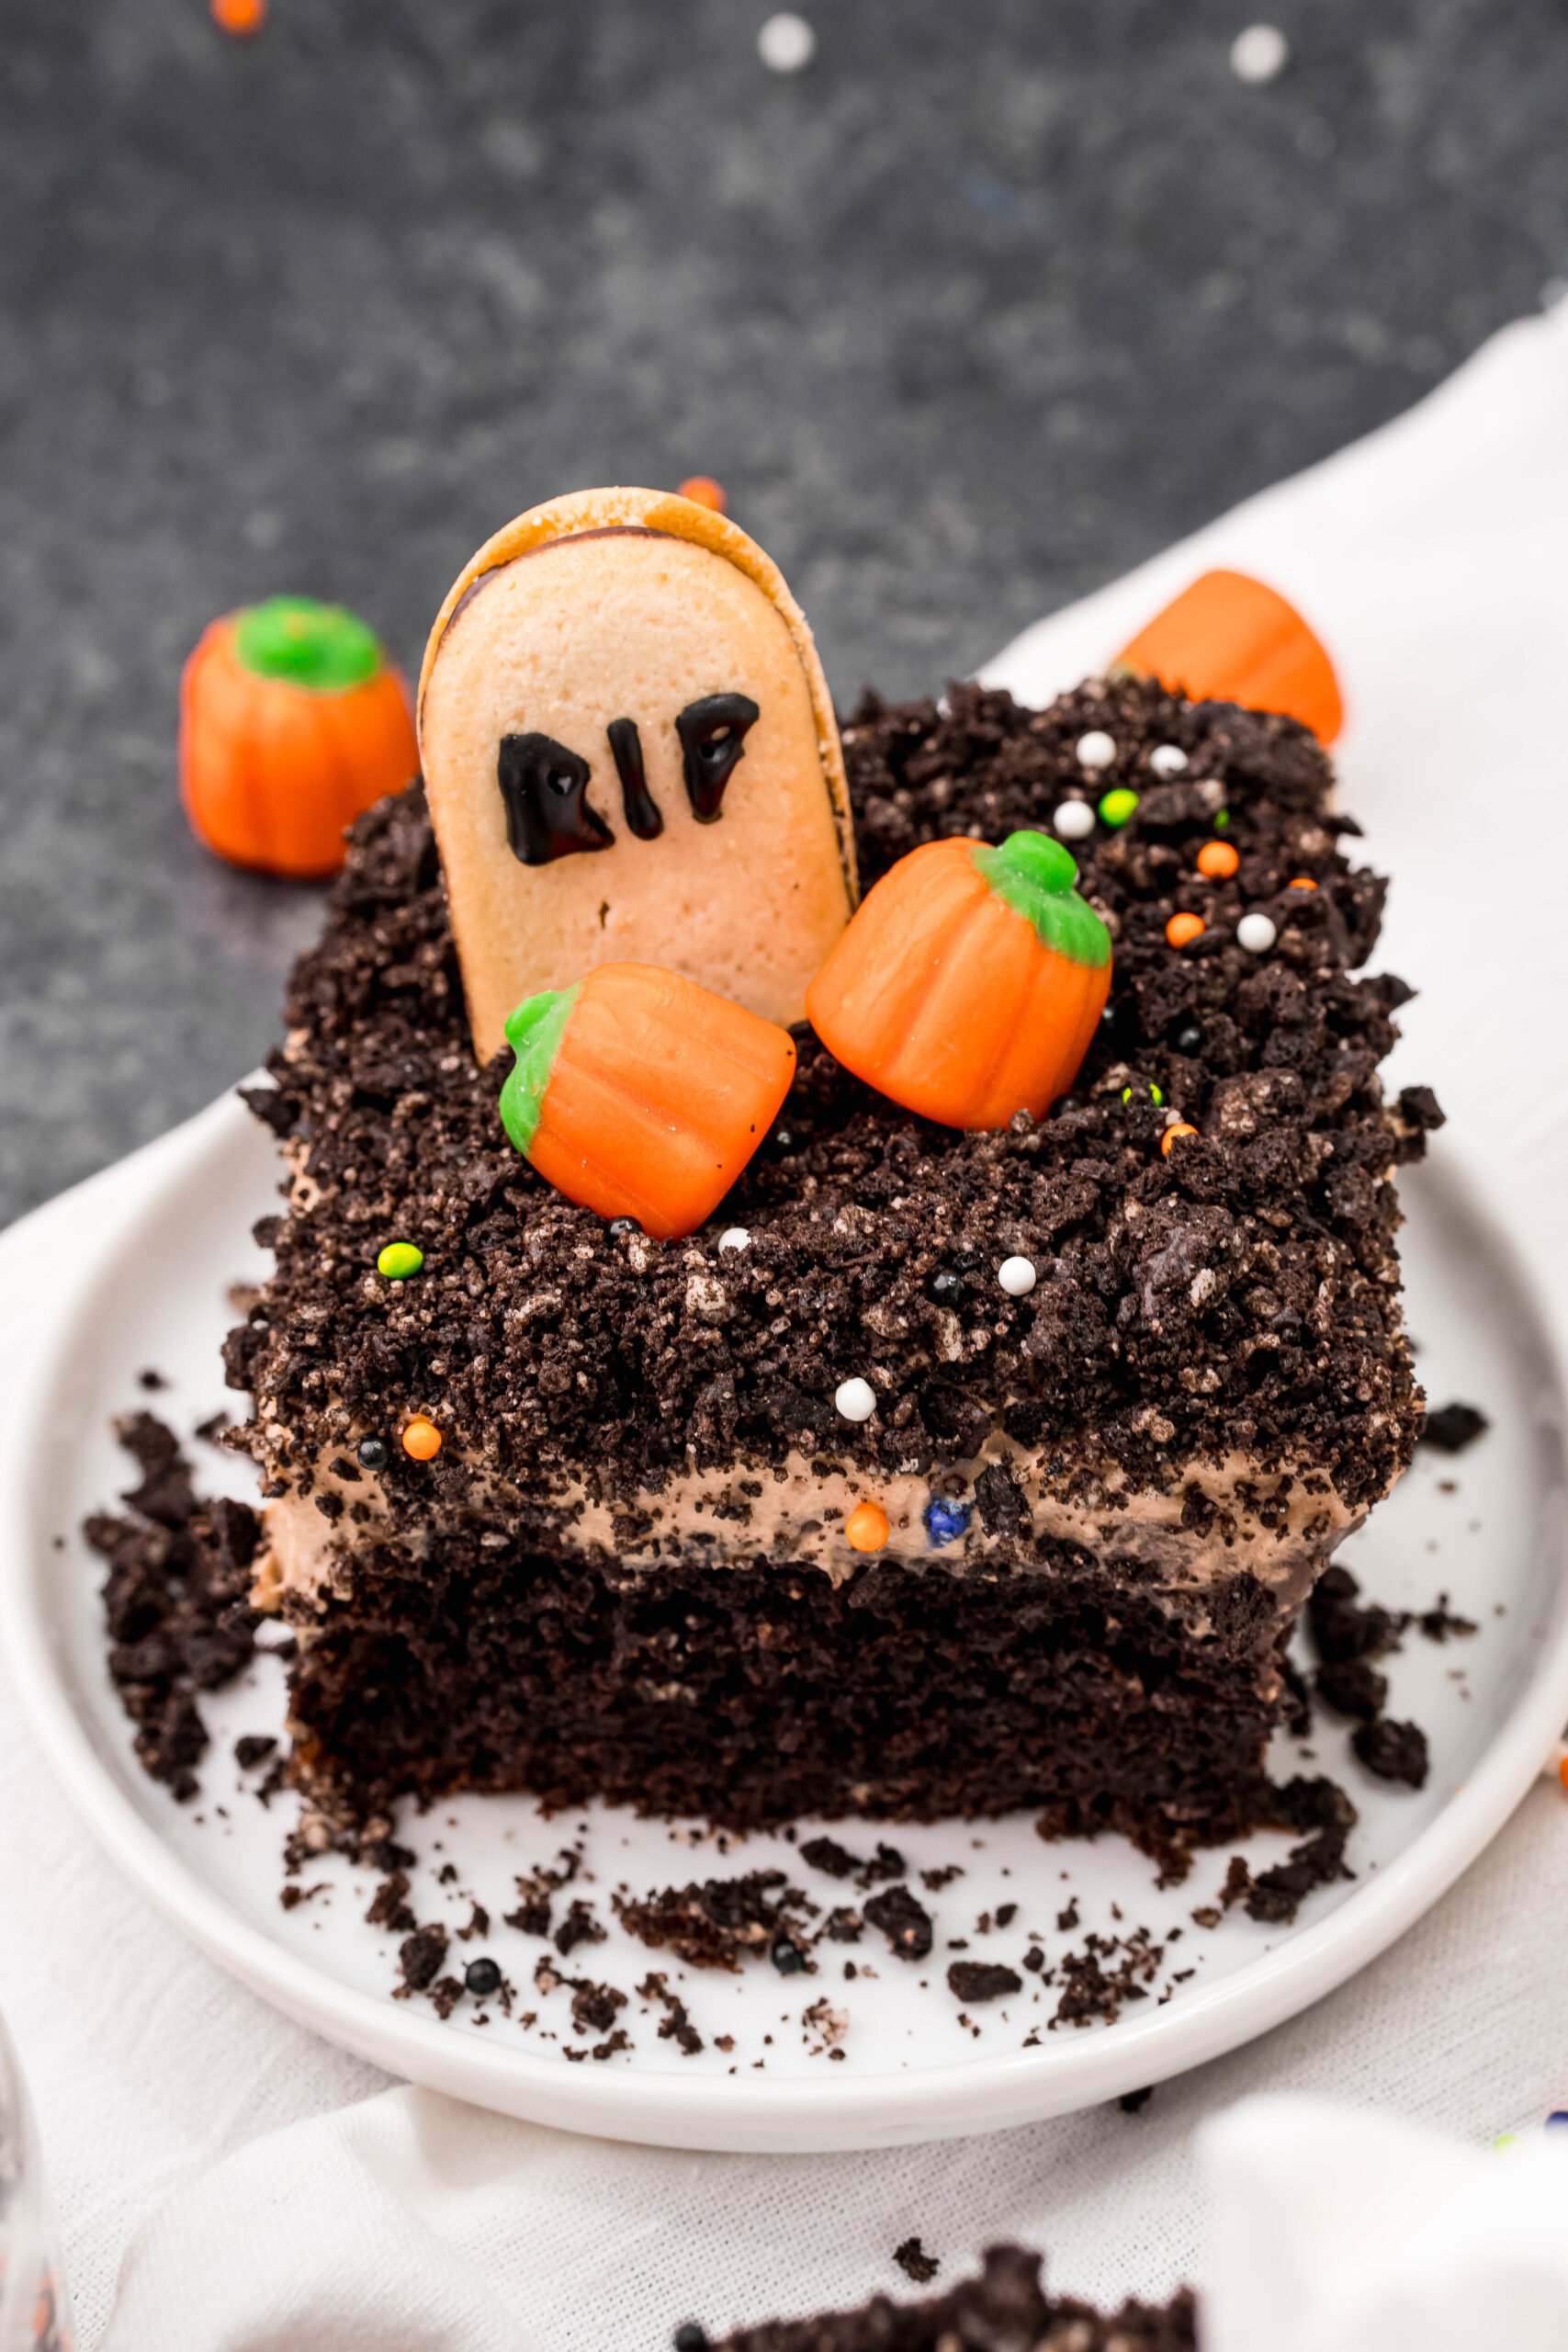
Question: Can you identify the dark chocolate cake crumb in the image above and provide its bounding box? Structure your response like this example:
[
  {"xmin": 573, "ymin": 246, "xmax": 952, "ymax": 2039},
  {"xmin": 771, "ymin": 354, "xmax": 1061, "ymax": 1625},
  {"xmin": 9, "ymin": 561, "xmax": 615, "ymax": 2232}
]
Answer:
[
  {"xmin": 863, "ymin": 1884, "xmax": 933, "ymax": 1962},
  {"xmin": 553, "ymin": 1898, "xmax": 605, "ymax": 1956},
  {"xmin": 397, "ymin": 1924, "xmax": 448, "ymax": 1992},
  {"xmin": 1314, "ymin": 1656, "xmax": 1389, "ymax": 1721},
  {"xmin": 233, "ymin": 1734, "xmax": 277, "ymax": 1770},
  {"xmin": 1419, "ymin": 1402, "xmax": 1490, "ymax": 1453},
  {"xmin": 947, "ymin": 1961, "xmax": 1021, "ymax": 2005},
  {"xmin": 1419, "ymin": 1594, "xmax": 1478, "ymax": 1642},
  {"xmin": 1246, "ymin": 1776, "xmax": 1357, "ymax": 1922},
  {"xmin": 567, "ymin": 1977, "xmax": 626, "ymax": 2037},
  {"xmin": 85, "ymin": 1414, "xmax": 263, "ymax": 1801},
  {"xmin": 893, "ymin": 2238, "xmax": 940, "ymax": 2285},
  {"xmin": 137, "ymin": 1367, "xmax": 169, "ymax": 1392},
  {"xmin": 799, "ymin": 1837, "xmax": 859, "ymax": 1880},
  {"xmin": 1351, "ymin": 1717, "xmax": 1430, "ymax": 1788},
  {"xmin": 1053, "ymin": 1928, "xmax": 1163, "ymax": 2028},
  {"xmin": 640, "ymin": 1973, "xmax": 705, "ymax": 2056},
  {"xmin": 428, "ymin": 1975, "xmax": 465, "ymax": 2020},
  {"xmin": 367, "ymin": 1871, "xmax": 417, "ymax": 1934},
  {"xmin": 614, "ymin": 1872, "xmax": 816, "ymax": 1972},
  {"xmin": 1119, "ymin": 2086, "xmax": 1156, "ymax": 2114},
  {"xmin": 1306, "ymin": 1565, "xmax": 1405, "ymax": 1666}
]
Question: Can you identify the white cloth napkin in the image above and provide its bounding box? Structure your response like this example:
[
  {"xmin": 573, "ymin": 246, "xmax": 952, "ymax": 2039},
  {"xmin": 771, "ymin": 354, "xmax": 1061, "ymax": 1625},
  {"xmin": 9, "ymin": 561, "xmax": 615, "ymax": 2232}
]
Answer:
[
  {"xmin": 5, "ymin": 300, "xmax": 1568, "ymax": 2350},
  {"xmin": 1201, "ymin": 2098, "xmax": 1568, "ymax": 2352}
]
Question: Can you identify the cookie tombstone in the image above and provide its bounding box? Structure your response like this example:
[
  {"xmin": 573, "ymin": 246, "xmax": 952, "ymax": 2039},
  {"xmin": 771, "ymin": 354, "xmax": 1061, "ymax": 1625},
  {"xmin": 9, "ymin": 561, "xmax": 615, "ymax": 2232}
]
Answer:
[{"xmin": 418, "ymin": 487, "xmax": 858, "ymax": 1062}]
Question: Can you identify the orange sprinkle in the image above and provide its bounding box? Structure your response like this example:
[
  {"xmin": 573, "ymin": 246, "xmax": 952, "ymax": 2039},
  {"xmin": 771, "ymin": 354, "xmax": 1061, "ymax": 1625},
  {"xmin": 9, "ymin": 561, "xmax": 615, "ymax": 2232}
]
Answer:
[
  {"xmin": 401, "ymin": 1415, "xmax": 443, "ymax": 1462},
  {"xmin": 1161, "ymin": 1122, "xmax": 1200, "ymax": 1156},
  {"xmin": 1197, "ymin": 839, "xmax": 1240, "ymax": 880},
  {"xmin": 1559, "ymin": 1752, "xmax": 1568, "ymax": 1793},
  {"xmin": 1289, "ymin": 875, "xmax": 1319, "ymax": 890},
  {"xmin": 211, "ymin": 0, "xmax": 267, "ymax": 33},
  {"xmin": 1165, "ymin": 911, "xmax": 1205, "ymax": 949},
  {"xmin": 845, "ymin": 1500, "xmax": 890, "ymax": 1554},
  {"xmin": 677, "ymin": 476, "xmax": 727, "ymax": 514}
]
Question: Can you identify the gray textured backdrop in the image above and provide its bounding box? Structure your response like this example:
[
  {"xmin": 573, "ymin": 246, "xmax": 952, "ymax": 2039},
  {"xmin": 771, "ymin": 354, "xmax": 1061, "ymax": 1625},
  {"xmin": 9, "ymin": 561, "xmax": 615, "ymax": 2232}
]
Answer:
[{"xmin": 3, "ymin": 0, "xmax": 1563, "ymax": 1222}]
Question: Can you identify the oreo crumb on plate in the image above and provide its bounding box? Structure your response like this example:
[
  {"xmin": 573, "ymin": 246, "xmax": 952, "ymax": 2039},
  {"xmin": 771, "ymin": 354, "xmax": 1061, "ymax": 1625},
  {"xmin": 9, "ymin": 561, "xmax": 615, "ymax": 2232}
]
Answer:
[
  {"xmin": 397, "ymin": 1924, "xmax": 449, "ymax": 1993},
  {"xmin": 614, "ymin": 1872, "xmax": 817, "ymax": 1972},
  {"xmin": 863, "ymin": 1884, "xmax": 934, "ymax": 1962},
  {"xmin": 84, "ymin": 1414, "xmax": 263, "ymax": 1801},
  {"xmin": 947, "ymin": 1961, "xmax": 1021, "ymax": 2005},
  {"xmin": 1420, "ymin": 1402, "xmax": 1490, "ymax": 1453},
  {"xmin": 1352, "ymin": 1717, "xmax": 1431, "ymax": 1788}
]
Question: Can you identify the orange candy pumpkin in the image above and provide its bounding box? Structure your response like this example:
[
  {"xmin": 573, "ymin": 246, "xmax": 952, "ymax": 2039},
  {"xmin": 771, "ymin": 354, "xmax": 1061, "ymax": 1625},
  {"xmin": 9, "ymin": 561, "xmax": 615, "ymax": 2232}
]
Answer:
[
  {"xmin": 180, "ymin": 597, "xmax": 417, "ymax": 878},
  {"xmin": 499, "ymin": 963, "xmax": 796, "ymax": 1241},
  {"xmin": 806, "ymin": 831, "xmax": 1111, "ymax": 1131},
  {"xmin": 1115, "ymin": 569, "xmax": 1344, "ymax": 743}
]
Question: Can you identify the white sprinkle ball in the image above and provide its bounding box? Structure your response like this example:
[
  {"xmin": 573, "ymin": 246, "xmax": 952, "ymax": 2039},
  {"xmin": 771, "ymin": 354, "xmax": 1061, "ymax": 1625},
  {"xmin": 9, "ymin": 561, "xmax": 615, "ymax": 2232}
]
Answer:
[
  {"xmin": 998, "ymin": 1256, "xmax": 1037, "ymax": 1299},
  {"xmin": 834, "ymin": 1375, "xmax": 876, "ymax": 1422},
  {"xmin": 1075, "ymin": 729, "xmax": 1117, "ymax": 772},
  {"xmin": 758, "ymin": 11, "xmax": 816, "ymax": 73},
  {"xmin": 1052, "ymin": 798, "xmax": 1096, "ymax": 842},
  {"xmin": 1149, "ymin": 743, "xmax": 1190, "ymax": 777},
  {"xmin": 717, "ymin": 1227, "xmax": 751, "ymax": 1252},
  {"xmin": 1237, "ymin": 911, "xmax": 1279, "ymax": 954},
  {"xmin": 1231, "ymin": 23, "xmax": 1289, "ymax": 83}
]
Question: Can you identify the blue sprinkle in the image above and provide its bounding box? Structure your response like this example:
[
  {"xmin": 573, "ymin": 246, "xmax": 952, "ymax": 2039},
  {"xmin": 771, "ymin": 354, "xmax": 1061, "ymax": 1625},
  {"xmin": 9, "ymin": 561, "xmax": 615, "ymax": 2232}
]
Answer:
[
  {"xmin": 1547, "ymin": 2111, "xmax": 1568, "ymax": 2131},
  {"xmin": 924, "ymin": 1498, "xmax": 971, "ymax": 1548}
]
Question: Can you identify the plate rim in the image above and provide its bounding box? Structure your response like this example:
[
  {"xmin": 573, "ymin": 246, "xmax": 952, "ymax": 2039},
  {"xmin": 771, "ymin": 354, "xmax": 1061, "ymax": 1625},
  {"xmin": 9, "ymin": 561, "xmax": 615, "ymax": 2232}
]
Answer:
[{"xmin": 4, "ymin": 1089, "xmax": 1565, "ymax": 2154}]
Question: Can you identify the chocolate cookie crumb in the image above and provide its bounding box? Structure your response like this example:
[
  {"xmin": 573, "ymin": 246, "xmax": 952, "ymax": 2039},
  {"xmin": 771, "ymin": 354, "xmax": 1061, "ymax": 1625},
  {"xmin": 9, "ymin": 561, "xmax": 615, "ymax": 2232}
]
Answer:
[
  {"xmin": 398, "ymin": 1924, "xmax": 448, "ymax": 1992},
  {"xmin": 615, "ymin": 1871, "xmax": 815, "ymax": 1972},
  {"xmin": 863, "ymin": 1884, "xmax": 933, "ymax": 1962},
  {"xmin": 1314, "ymin": 1657, "xmax": 1388, "ymax": 1721},
  {"xmin": 1352, "ymin": 1717, "xmax": 1430, "ymax": 1788},
  {"xmin": 553, "ymin": 1898, "xmax": 605, "ymax": 1955},
  {"xmin": 894, "ymin": 2238, "xmax": 940, "ymax": 2284},
  {"xmin": 85, "ymin": 1414, "xmax": 263, "ymax": 1801},
  {"xmin": 1419, "ymin": 1402, "xmax": 1489, "ymax": 1453},
  {"xmin": 947, "ymin": 1961, "xmax": 1021, "ymax": 2004}
]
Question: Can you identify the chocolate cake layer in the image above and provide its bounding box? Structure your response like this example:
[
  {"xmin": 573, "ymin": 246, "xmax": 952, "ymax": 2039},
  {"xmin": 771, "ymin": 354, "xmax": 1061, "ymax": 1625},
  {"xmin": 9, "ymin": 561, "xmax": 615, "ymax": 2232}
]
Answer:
[
  {"xmin": 691, "ymin": 2244, "xmax": 1196, "ymax": 2352},
  {"xmin": 228, "ymin": 673, "xmax": 1434, "ymax": 1835},
  {"xmin": 286, "ymin": 1530, "xmax": 1287, "ymax": 1836}
]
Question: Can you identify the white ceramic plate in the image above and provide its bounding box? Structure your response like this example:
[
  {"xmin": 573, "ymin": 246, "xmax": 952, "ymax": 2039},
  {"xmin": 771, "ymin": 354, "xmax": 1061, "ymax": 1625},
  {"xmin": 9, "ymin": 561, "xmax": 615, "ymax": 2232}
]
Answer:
[{"xmin": 2, "ymin": 1090, "xmax": 1564, "ymax": 2153}]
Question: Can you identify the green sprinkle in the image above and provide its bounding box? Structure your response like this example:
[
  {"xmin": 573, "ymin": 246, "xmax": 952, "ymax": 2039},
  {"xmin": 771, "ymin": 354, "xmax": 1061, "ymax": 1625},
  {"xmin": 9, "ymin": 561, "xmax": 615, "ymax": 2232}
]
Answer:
[
  {"xmin": 1098, "ymin": 786, "xmax": 1140, "ymax": 830},
  {"xmin": 1214, "ymin": 808, "xmax": 1231, "ymax": 830},
  {"xmin": 377, "ymin": 1241, "xmax": 425, "ymax": 1281},
  {"xmin": 1121, "ymin": 1082, "xmax": 1165, "ymax": 1108},
  {"xmin": 235, "ymin": 596, "xmax": 384, "ymax": 691}
]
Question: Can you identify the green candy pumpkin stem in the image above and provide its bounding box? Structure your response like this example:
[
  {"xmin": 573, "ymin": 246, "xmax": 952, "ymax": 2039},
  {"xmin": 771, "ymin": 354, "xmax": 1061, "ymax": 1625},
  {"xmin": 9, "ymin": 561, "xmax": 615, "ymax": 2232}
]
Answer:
[
  {"xmin": 499, "ymin": 983, "xmax": 581, "ymax": 1155},
  {"xmin": 233, "ymin": 596, "xmax": 385, "ymax": 692},
  {"xmin": 972, "ymin": 830, "xmax": 1111, "ymax": 968}
]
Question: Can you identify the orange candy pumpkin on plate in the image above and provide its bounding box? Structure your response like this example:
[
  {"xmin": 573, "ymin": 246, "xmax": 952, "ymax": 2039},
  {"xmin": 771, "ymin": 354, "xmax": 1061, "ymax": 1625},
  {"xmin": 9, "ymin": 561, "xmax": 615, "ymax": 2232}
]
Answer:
[
  {"xmin": 498, "ymin": 963, "xmax": 797, "ymax": 1241},
  {"xmin": 1115, "ymin": 569, "xmax": 1344, "ymax": 744},
  {"xmin": 180, "ymin": 596, "xmax": 417, "ymax": 878},
  {"xmin": 806, "ymin": 830, "xmax": 1111, "ymax": 1131}
]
